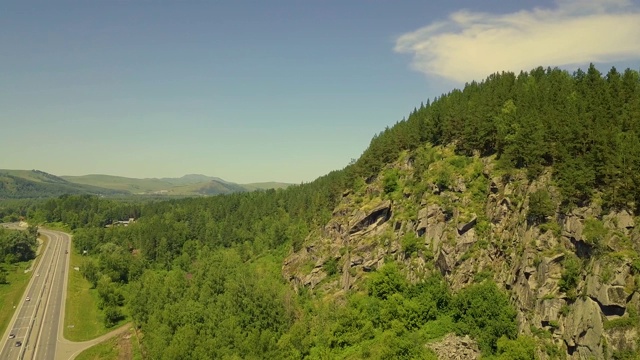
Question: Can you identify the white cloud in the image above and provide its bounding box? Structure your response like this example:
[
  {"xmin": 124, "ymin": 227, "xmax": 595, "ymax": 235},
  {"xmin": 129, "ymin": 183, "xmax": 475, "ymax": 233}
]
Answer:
[{"xmin": 394, "ymin": 0, "xmax": 640, "ymax": 82}]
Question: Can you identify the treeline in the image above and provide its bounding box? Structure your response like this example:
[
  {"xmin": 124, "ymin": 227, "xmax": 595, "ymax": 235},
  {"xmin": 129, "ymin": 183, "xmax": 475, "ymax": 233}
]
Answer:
[
  {"xmin": 0, "ymin": 225, "xmax": 38, "ymax": 265},
  {"xmin": 352, "ymin": 65, "xmax": 640, "ymax": 211},
  {"xmin": 29, "ymin": 194, "xmax": 142, "ymax": 230}
]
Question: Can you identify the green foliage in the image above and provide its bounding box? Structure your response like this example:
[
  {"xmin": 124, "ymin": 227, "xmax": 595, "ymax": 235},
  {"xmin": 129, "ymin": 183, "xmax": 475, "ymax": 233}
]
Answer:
[
  {"xmin": 604, "ymin": 306, "xmax": 638, "ymax": 330},
  {"xmin": 451, "ymin": 281, "xmax": 518, "ymax": 354},
  {"xmin": 401, "ymin": 232, "xmax": 420, "ymax": 256},
  {"xmin": 529, "ymin": 325, "xmax": 552, "ymax": 339},
  {"xmin": 600, "ymin": 264, "xmax": 613, "ymax": 283},
  {"xmin": 528, "ymin": 189, "xmax": 555, "ymax": 224},
  {"xmin": 603, "ymin": 316, "xmax": 636, "ymax": 330},
  {"xmin": 539, "ymin": 221, "xmax": 562, "ymax": 237},
  {"xmin": 368, "ymin": 262, "xmax": 408, "ymax": 300},
  {"xmin": 434, "ymin": 164, "xmax": 454, "ymax": 190},
  {"xmin": 80, "ymin": 259, "xmax": 100, "ymax": 289},
  {"xmin": 473, "ymin": 270, "xmax": 494, "ymax": 283},
  {"xmin": 612, "ymin": 349, "xmax": 640, "ymax": 360},
  {"xmin": 383, "ymin": 169, "xmax": 399, "ymax": 194},
  {"xmin": 103, "ymin": 305, "xmax": 124, "ymax": 328},
  {"xmin": 0, "ymin": 227, "xmax": 38, "ymax": 264},
  {"xmin": 323, "ymin": 257, "xmax": 339, "ymax": 276},
  {"xmin": 631, "ymin": 258, "xmax": 640, "ymax": 274},
  {"xmin": 583, "ymin": 218, "xmax": 608, "ymax": 251},
  {"xmin": 491, "ymin": 336, "xmax": 537, "ymax": 360},
  {"xmin": 559, "ymin": 254, "xmax": 581, "ymax": 294}
]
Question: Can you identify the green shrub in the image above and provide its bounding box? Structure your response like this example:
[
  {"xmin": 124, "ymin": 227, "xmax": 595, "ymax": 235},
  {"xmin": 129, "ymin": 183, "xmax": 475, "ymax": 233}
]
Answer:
[
  {"xmin": 369, "ymin": 262, "xmax": 408, "ymax": 300},
  {"xmin": 539, "ymin": 221, "xmax": 561, "ymax": 236},
  {"xmin": 494, "ymin": 336, "xmax": 536, "ymax": 360},
  {"xmin": 323, "ymin": 257, "xmax": 339, "ymax": 276},
  {"xmin": 401, "ymin": 233, "xmax": 420, "ymax": 256},
  {"xmin": 559, "ymin": 254, "xmax": 581, "ymax": 294},
  {"xmin": 583, "ymin": 218, "xmax": 608, "ymax": 251},
  {"xmin": 528, "ymin": 189, "xmax": 555, "ymax": 224},
  {"xmin": 448, "ymin": 155, "xmax": 472, "ymax": 169},
  {"xmin": 383, "ymin": 170, "xmax": 399, "ymax": 194},
  {"xmin": 473, "ymin": 270, "xmax": 493, "ymax": 283},
  {"xmin": 452, "ymin": 281, "xmax": 518, "ymax": 354}
]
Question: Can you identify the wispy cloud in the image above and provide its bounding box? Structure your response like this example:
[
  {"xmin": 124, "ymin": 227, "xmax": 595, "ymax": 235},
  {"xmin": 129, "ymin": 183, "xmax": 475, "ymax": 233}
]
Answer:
[{"xmin": 394, "ymin": 0, "xmax": 640, "ymax": 82}]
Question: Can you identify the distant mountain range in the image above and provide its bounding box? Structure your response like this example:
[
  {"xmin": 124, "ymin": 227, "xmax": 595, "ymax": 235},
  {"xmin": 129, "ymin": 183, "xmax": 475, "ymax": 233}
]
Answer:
[{"xmin": 0, "ymin": 170, "xmax": 291, "ymax": 199}]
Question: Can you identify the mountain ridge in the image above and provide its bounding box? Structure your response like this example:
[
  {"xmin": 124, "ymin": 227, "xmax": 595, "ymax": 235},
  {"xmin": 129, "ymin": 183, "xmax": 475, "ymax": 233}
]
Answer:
[{"xmin": 0, "ymin": 170, "xmax": 291, "ymax": 198}]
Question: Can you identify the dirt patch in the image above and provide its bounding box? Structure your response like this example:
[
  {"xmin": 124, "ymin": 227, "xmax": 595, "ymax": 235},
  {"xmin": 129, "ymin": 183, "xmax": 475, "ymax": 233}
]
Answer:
[{"xmin": 116, "ymin": 331, "xmax": 133, "ymax": 360}]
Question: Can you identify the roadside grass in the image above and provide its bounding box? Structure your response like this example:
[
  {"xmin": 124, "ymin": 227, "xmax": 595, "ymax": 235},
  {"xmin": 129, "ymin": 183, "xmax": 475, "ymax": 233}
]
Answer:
[
  {"xmin": 0, "ymin": 262, "xmax": 31, "ymax": 335},
  {"xmin": 75, "ymin": 327, "xmax": 143, "ymax": 360},
  {"xmin": 64, "ymin": 243, "xmax": 108, "ymax": 341},
  {"xmin": 41, "ymin": 222, "xmax": 72, "ymax": 233},
  {"xmin": 74, "ymin": 336, "xmax": 118, "ymax": 360},
  {"xmin": 0, "ymin": 234, "xmax": 47, "ymax": 335}
]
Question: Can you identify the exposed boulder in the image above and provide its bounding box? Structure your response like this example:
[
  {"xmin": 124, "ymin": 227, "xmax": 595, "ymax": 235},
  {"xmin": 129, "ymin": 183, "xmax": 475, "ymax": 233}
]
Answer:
[
  {"xmin": 416, "ymin": 204, "xmax": 447, "ymax": 250},
  {"xmin": 563, "ymin": 297, "xmax": 604, "ymax": 359},
  {"xmin": 349, "ymin": 200, "xmax": 392, "ymax": 235},
  {"xmin": 604, "ymin": 210, "xmax": 635, "ymax": 233},
  {"xmin": 586, "ymin": 262, "xmax": 632, "ymax": 315},
  {"xmin": 457, "ymin": 214, "xmax": 477, "ymax": 235},
  {"xmin": 428, "ymin": 333, "xmax": 480, "ymax": 360},
  {"xmin": 452, "ymin": 177, "xmax": 467, "ymax": 193}
]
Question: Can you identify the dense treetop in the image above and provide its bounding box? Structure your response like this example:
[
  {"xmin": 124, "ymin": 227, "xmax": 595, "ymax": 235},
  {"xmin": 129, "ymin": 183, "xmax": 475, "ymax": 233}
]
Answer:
[{"xmin": 353, "ymin": 64, "xmax": 640, "ymax": 211}]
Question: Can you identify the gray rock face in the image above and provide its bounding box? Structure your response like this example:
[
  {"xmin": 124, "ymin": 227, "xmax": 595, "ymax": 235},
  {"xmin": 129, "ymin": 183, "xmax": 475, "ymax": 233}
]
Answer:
[
  {"xmin": 417, "ymin": 204, "xmax": 447, "ymax": 250},
  {"xmin": 563, "ymin": 297, "xmax": 605, "ymax": 359},
  {"xmin": 428, "ymin": 333, "xmax": 480, "ymax": 360},
  {"xmin": 453, "ymin": 177, "xmax": 467, "ymax": 193},
  {"xmin": 457, "ymin": 214, "xmax": 477, "ymax": 235},
  {"xmin": 349, "ymin": 200, "xmax": 392, "ymax": 235},
  {"xmin": 604, "ymin": 210, "xmax": 635, "ymax": 235},
  {"xmin": 283, "ymin": 153, "xmax": 640, "ymax": 359}
]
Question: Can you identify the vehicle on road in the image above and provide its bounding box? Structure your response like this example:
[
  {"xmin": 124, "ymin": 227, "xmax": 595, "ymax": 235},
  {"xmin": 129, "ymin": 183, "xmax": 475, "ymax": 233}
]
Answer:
[
  {"xmin": 25, "ymin": 297, "xmax": 30, "ymax": 301},
  {"xmin": 8, "ymin": 334, "xmax": 15, "ymax": 339},
  {"xmin": 15, "ymin": 341, "xmax": 22, "ymax": 347}
]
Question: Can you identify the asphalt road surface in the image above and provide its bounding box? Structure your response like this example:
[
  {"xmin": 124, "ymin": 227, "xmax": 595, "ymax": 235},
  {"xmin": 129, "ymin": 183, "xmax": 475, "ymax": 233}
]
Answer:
[{"xmin": 0, "ymin": 226, "xmax": 71, "ymax": 360}]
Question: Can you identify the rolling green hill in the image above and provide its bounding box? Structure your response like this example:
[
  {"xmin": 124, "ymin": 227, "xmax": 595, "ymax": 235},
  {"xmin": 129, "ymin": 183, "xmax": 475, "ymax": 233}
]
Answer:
[
  {"xmin": 0, "ymin": 170, "xmax": 129, "ymax": 199},
  {"xmin": 60, "ymin": 174, "xmax": 175, "ymax": 194},
  {"xmin": 61, "ymin": 174, "xmax": 291, "ymax": 196},
  {"xmin": 0, "ymin": 171, "xmax": 292, "ymax": 198}
]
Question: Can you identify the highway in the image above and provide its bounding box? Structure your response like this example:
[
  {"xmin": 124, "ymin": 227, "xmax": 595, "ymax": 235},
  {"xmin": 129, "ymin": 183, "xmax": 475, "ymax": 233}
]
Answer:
[{"xmin": 0, "ymin": 226, "xmax": 71, "ymax": 360}]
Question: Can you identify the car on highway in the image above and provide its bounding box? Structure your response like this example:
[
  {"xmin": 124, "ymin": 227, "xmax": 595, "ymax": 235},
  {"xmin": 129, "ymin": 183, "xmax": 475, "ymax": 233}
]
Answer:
[
  {"xmin": 8, "ymin": 333, "xmax": 15, "ymax": 339},
  {"xmin": 15, "ymin": 341, "xmax": 22, "ymax": 347},
  {"xmin": 25, "ymin": 297, "xmax": 30, "ymax": 301}
]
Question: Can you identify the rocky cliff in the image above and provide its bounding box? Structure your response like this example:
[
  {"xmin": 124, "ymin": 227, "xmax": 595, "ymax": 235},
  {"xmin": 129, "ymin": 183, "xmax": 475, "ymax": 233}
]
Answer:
[{"xmin": 283, "ymin": 146, "xmax": 640, "ymax": 359}]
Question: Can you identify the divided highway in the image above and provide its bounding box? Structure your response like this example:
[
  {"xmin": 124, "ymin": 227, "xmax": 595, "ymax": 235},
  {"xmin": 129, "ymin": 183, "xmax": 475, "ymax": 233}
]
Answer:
[{"xmin": 0, "ymin": 226, "xmax": 71, "ymax": 360}]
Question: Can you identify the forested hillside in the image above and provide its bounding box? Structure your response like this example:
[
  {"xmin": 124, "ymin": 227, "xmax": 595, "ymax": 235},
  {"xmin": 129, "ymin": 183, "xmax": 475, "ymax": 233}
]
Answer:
[{"xmin": 15, "ymin": 64, "xmax": 640, "ymax": 359}]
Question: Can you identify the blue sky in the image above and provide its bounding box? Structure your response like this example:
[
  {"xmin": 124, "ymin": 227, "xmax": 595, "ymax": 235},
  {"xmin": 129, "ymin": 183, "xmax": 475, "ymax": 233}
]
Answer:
[{"xmin": 2, "ymin": 0, "xmax": 639, "ymax": 183}]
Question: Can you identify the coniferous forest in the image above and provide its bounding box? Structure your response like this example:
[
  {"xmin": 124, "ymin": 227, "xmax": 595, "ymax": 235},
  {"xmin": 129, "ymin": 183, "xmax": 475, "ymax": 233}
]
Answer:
[{"xmin": 3, "ymin": 64, "xmax": 640, "ymax": 359}]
